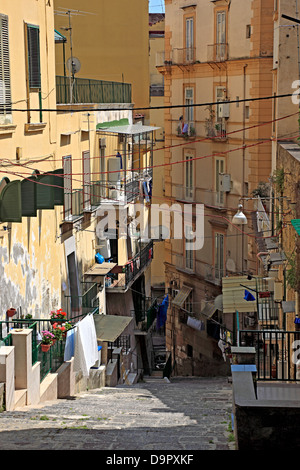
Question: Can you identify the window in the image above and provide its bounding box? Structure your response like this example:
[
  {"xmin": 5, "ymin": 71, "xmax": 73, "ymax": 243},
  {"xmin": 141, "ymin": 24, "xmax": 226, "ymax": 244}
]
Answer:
[
  {"xmin": 214, "ymin": 232, "xmax": 224, "ymax": 280},
  {"xmin": 0, "ymin": 14, "xmax": 12, "ymax": 124},
  {"xmin": 63, "ymin": 156, "xmax": 72, "ymax": 220},
  {"xmin": 27, "ymin": 24, "xmax": 41, "ymax": 89},
  {"xmin": 82, "ymin": 151, "xmax": 91, "ymax": 211},
  {"xmin": 246, "ymin": 25, "xmax": 251, "ymax": 39},
  {"xmin": 216, "ymin": 11, "xmax": 226, "ymax": 60},
  {"xmin": 185, "ymin": 154, "xmax": 193, "ymax": 200},
  {"xmin": 215, "ymin": 156, "xmax": 225, "ymax": 204},
  {"xmin": 185, "ymin": 17, "xmax": 194, "ymax": 62},
  {"xmin": 185, "ymin": 224, "xmax": 194, "ymax": 270},
  {"xmin": 185, "ymin": 87, "xmax": 194, "ymax": 124}
]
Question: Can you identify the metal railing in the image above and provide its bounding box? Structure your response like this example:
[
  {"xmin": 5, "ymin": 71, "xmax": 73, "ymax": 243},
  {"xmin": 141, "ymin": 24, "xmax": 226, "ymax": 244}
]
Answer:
[
  {"xmin": 207, "ymin": 43, "xmax": 228, "ymax": 62},
  {"xmin": 239, "ymin": 329, "xmax": 300, "ymax": 381},
  {"xmin": 56, "ymin": 76, "xmax": 132, "ymax": 104},
  {"xmin": 171, "ymin": 47, "xmax": 196, "ymax": 64},
  {"xmin": 131, "ymin": 297, "xmax": 158, "ymax": 329}
]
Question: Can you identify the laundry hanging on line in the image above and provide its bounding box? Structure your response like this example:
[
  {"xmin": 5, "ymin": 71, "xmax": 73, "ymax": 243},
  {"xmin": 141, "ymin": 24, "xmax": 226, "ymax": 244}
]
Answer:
[{"xmin": 64, "ymin": 314, "xmax": 99, "ymax": 377}]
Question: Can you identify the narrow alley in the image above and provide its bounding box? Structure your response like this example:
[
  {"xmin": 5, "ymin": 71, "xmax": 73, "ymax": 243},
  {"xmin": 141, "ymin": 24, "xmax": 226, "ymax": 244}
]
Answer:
[{"xmin": 0, "ymin": 376, "xmax": 234, "ymax": 451}]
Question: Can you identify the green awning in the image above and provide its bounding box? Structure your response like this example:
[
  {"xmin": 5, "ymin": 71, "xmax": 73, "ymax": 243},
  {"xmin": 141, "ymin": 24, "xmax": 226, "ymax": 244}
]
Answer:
[
  {"xmin": 97, "ymin": 118, "xmax": 129, "ymax": 129},
  {"xmin": 93, "ymin": 314, "xmax": 132, "ymax": 342},
  {"xmin": 0, "ymin": 180, "xmax": 22, "ymax": 223},
  {"xmin": 291, "ymin": 219, "xmax": 300, "ymax": 236}
]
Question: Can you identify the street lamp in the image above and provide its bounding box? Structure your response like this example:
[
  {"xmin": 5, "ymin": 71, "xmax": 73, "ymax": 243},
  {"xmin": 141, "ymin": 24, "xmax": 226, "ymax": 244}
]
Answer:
[{"xmin": 232, "ymin": 204, "xmax": 247, "ymax": 225}]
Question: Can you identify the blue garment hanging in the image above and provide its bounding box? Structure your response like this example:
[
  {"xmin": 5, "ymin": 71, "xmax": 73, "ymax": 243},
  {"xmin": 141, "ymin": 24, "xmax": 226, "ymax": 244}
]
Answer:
[
  {"xmin": 116, "ymin": 152, "xmax": 123, "ymax": 169},
  {"xmin": 156, "ymin": 294, "xmax": 169, "ymax": 329}
]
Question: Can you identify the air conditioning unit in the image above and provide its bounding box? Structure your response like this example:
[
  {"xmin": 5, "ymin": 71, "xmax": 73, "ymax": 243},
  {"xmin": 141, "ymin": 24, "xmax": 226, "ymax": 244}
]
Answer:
[
  {"xmin": 218, "ymin": 101, "xmax": 230, "ymax": 118},
  {"xmin": 219, "ymin": 174, "xmax": 231, "ymax": 192}
]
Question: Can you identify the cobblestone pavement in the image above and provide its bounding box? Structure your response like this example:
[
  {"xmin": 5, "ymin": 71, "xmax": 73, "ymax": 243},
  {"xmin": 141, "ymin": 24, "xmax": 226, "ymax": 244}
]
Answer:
[{"xmin": 0, "ymin": 376, "xmax": 235, "ymax": 451}]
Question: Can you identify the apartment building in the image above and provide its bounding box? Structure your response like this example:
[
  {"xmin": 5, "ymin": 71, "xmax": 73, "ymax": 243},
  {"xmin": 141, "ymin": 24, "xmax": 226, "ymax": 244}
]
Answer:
[
  {"xmin": 158, "ymin": 0, "xmax": 275, "ymax": 375},
  {"xmin": 0, "ymin": 0, "xmax": 161, "ymax": 378},
  {"xmin": 53, "ymin": 0, "xmax": 150, "ymax": 123}
]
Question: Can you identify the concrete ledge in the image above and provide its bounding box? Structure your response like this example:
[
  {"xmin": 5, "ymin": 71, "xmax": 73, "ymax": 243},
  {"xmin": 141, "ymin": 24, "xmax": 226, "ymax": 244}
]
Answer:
[
  {"xmin": 105, "ymin": 360, "xmax": 118, "ymax": 387},
  {"xmin": 57, "ymin": 359, "xmax": 75, "ymax": 398},
  {"xmin": 14, "ymin": 389, "xmax": 27, "ymax": 409},
  {"xmin": 40, "ymin": 373, "xmax": 58, "ymax": 403},
  {"xmin": 232, "ymin": 370, "xmax": 300, "ymax": 450}
]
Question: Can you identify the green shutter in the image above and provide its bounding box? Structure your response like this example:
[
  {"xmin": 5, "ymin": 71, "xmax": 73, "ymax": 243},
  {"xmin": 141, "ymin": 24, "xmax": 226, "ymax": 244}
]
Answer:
[
  {"xmin": 52, "ymin": 169, "xmax": 64, "ymax": 205},
  {"xmin": 0, "ymin": 180, "xmax": 22, "ymax": 222},
  {"xmin": 21, "ymin": 177, "xmax": 37, "ymax": 217},
  {"xmin": 36, "ymin": 173, "xmax": 54, "ymax": 209},
  {"xmin": 27, "ymin": 25, "xmax": 41, "ymax": 89}
]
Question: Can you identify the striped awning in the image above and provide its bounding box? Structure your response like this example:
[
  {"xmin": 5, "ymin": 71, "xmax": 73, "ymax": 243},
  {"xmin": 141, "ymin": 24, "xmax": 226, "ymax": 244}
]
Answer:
[{"xmin": 172, "ymin": 286, "xmax": 193, "ymax": 308}]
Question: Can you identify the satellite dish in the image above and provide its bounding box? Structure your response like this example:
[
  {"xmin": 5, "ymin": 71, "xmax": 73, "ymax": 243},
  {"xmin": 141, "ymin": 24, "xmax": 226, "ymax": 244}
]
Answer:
[
  {"xmin": 214, "ymin": 295, "xmax": 223, "ymax": 311},
  {"xmin": 66, "ymin": 57, "xmax": 81, "ymax": 75},
  {"xmin": 226, "ymin": 258, "xmax": 236, "ymax": 272}
]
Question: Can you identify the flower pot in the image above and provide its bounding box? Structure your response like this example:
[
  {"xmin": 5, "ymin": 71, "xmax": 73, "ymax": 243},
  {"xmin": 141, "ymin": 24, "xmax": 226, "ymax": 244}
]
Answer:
[
  {"xmin": 6, "ymin": 308, "xmax": 16, "ymax": 318},
  {"xmin": 41, "ymin": 344, "xmax": 51, "ymax": 352}
]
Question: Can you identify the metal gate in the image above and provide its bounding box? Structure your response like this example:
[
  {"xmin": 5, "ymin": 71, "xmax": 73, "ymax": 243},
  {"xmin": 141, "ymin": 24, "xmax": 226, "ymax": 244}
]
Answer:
[{"xmin": 239, "ymin": 330, "xmax": 300, "ymax": 381}]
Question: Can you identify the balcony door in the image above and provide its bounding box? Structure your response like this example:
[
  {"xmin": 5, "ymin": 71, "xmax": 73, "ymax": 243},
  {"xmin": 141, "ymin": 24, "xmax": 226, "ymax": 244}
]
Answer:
[
  {"xmin": 216, "ymin": 11, "xmax": 226, "ymax": 60},
  {"xmin": 185, "ymin": 17, "xmax": 194, "ymax": 62},
  {"xmin": 214, "ymin": 232, "xmax": 224, "ymax": 280}
]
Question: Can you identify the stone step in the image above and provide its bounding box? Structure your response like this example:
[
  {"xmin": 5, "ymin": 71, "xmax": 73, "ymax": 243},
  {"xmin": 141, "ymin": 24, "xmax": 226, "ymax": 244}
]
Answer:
[{"xmin": 14, "ymin": 389, "xmax": 27, "ymax": 409}]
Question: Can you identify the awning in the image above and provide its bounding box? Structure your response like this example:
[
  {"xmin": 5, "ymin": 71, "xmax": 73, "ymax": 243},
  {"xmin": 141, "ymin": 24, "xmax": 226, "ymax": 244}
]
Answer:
[
  {"xmin": 291, "ymin": 219, "xmax": 300, "ymax": 236},
  {"xmin": 84, "ymin": 262, "xmax": 117, "ymax": 277},
  {"xmin": 96, "ymin": 123, "xmax": 160, "ymax": 135},
  {"xmin": 93, "ymin": 314, "xmax": 132, "ymax": 342},
  {"xmin": 200, "ymin": 301, "xmax": 217, "ymax": 319},
  {"xmin": 172, "ymin": 286, "xmax": 193, "ymax": 308},
  {"xmin": 54, "ymin": 29, "xmax": 67, "ymax": 43},
  {"xmin": 222, "ymin": 276, "xmax": 257, "ymax": 313}
]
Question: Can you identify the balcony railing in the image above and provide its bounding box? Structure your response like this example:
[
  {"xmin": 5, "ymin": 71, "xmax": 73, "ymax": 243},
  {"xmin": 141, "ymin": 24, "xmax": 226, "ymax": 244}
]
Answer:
[
  {"xmin": 171, "ymin": 47, "xmax": 196, "ymax": 65},
  {"xmin": 56, "ymin": 76, "xmax": 132, "ymax": 105},
  {"xmin": 106, "ymin": 240, "xmax": 154, "ymax": 291},
  {"xmin": 207, "ymin": 43, "xmax": 228, "ymax": 62}
]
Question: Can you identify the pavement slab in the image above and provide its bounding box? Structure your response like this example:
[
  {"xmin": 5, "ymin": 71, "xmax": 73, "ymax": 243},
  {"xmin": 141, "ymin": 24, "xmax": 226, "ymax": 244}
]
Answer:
[{"xmin": 0, "ymin": 376, "xmax": 235, "ymax": 451}]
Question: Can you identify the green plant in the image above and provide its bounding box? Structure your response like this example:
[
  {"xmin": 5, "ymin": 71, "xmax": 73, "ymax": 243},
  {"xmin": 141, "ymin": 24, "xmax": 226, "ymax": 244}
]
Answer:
[
  {"xmin": 251, "ymin": 181, "xmax": 270, "ymax": 199},
  {"xmin": 273, "ymin": 168, "xmax": 285, "ymax": 193},
  {"xmin": 50, "ymin": 308, "xmax": 67, "ymax": 320},
  {"xmin": 41, "ymin": 330, "xmax": 55, "ymax": 345},
  {"xmin": 286, "ymin": 253, "xmax": 298, "ymax": 290}
]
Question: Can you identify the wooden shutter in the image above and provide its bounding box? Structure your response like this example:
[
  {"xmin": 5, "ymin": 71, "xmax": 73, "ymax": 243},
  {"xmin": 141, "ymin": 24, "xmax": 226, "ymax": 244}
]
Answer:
[
  {"xmin": 36, "ymin": 173, "xmax": 54, "ymax": 209},
  {"xmin": 27, "ymin": 25, "xmax": 41, "ymax": 89},
  {"xmin": 0, "ymin": 180, "xmax": 22, "ymax": 222},
  {"xmin": 0, "ymin": 14, "xmax": 12, "ymax": 117},
  {"xmin": 21, "ymin": 177, "xmax": 37, "ymax": 217}
]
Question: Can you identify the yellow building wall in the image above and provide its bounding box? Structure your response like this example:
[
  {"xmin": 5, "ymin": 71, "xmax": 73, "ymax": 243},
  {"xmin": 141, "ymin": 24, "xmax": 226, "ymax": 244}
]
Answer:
[{"xmin": 54, "ymin": 0, "xmax": 150, "ymax": 122}]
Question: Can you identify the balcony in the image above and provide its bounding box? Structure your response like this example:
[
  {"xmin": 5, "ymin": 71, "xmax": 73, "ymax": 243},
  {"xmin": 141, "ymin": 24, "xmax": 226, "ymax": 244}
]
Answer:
[
  {"xmin": 204, "ymin": 265, "xmax": 224, "ymax": 286},
  {"xmin": 207, "ymin": 43, "xmax": 228, "ymax": 63},
  {"xmin": 171, "ymin": 47, "xmax": 196, "ymax": 65},
  {"xmin": 56, "ymin": 76, "xmax": 132, "ymax": 104},
  {"xmin": 105, "ymin": 240, "xmax": 154, "ymax": 292}
]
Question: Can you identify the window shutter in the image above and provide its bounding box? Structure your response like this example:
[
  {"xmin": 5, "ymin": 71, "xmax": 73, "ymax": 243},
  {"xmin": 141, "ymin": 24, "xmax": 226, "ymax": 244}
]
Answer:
[
  {"xmin": 36, "ymin": 173, "xmax": 54, "ymax": 209},
  {"xmin": 0, "ymin": 180, "xmax": 22, "ymax": 222},
  {"xmin": 21, "ymin": 177, "xmax": 37, "ymax": 217},
  {"xmin": 27, "ymin": 25, "xmax": 41, "ymax": 89},
  {"xmin": 82, "ymin": 151, "xmax": 91, "ymax": 210},
  {"xmin": 52, "ymin": 169, "xmax": 64, "ymax": 205},
  {"xmin": 0, "ymin": 14, "xmax": 12, "ymax": 117}
]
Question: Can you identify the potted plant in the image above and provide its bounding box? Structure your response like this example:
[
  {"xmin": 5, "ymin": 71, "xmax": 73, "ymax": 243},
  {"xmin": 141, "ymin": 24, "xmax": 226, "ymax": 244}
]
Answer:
[
  {"xmin": 50, "ymin": 308, "xmax": 67, "ymax": 324},
  {"xmin": 40, "ymin": 330, "xmax": 55, "ymax": 352},
  {"xmin": 6, "ymin": 308, "xmax": 16, "ymax": 318}
]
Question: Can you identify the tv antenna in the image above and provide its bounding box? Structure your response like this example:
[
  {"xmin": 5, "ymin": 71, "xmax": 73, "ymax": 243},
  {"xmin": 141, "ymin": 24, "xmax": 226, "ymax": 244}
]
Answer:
[{"xmin": 54, "ymin": 7, "xmax": 96, "ymax": 103}]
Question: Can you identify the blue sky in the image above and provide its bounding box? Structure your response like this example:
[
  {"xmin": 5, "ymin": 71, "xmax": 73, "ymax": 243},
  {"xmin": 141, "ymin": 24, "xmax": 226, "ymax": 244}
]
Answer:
[{"xmin": 149, "ymin": 0, "xmax": 165, "ymax": 13}]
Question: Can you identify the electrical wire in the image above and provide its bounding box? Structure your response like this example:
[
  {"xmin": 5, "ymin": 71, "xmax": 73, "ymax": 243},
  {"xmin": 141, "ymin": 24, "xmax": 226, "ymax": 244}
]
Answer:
[{"xmin": 6, "ymin": 91, "xmax": 300, "ymax": 113}]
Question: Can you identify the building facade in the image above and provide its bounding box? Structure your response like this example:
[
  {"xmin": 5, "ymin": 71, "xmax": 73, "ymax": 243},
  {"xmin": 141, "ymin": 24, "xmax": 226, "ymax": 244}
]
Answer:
[{"xmin": 158, "ymin": 0, "xmax": 275, "ymax": 375}]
